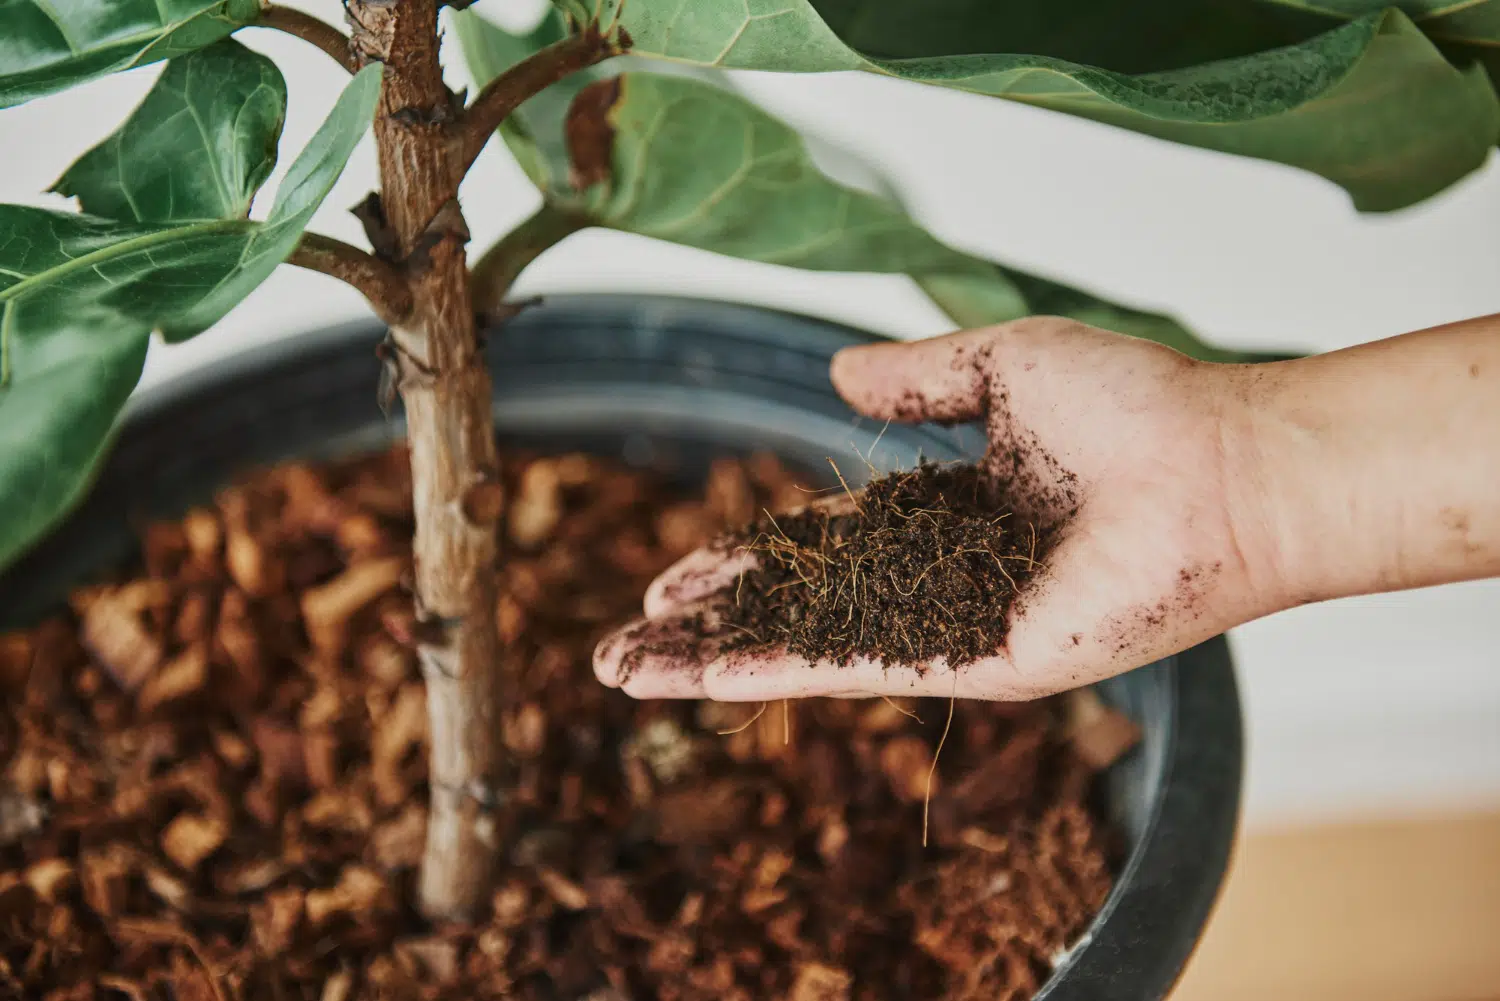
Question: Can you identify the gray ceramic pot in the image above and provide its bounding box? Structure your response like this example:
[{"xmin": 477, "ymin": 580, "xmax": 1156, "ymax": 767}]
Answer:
[{"xmin": 0, "ymin": 294, "xmax": 1242, "ymax": 1000}]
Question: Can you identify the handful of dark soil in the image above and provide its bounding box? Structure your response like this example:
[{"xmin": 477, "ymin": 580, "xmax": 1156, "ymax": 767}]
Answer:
[{"xmin": 721, "ymin": 462, "xmax": 1049, "ymax": 670}]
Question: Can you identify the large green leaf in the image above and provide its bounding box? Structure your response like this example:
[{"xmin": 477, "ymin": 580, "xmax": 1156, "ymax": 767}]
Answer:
[
  {"xmin": 0, "ymin": 210, "xmax": 232, "ymax": 571},
  {"xmin": 1258, "ymin": 1, "xmax": 1500, "ymax": 103},
  {"xmin": 800, "ymin": 0, "xmax": 1330, "ymax": 69},
  {"xmin": 0, "ymin": 0, "xmax": 261, "ymax": 109},
  {"xmin": 52, "ymin": 39, "xmax": 286, "ymax": 223},
  {"xmin": 559, "ymin": 73, "xmax": 982, "ymax": 271},
  {"xmin": 525, "ymin": 71, "xmax": 1248, "ymax": 360},
  {"xmin": 0, "ymin": 64, "xmax": 381, "ymax": 571},
  {"xmin": 564, "ymin": 1, "xmax": 1497, "ymax": 210},
  {"xmin": 0, "ymin": 302, "xmax": 150, "ymax": 574}
]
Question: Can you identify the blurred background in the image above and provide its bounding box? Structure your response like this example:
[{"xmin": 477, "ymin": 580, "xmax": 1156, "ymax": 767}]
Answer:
[{"xmin": 3, "ymin": 2, "xmax": 1497, "ymax": 997}]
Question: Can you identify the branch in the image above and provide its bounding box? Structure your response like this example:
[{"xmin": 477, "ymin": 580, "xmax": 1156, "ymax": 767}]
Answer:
[
  {"xmin": 257, "ymin": 4, "xmax": 359, "ymax": 74},
  {"xmin": 469, "ymin": 204, "xmax": 587, "ymax": 322},
  {"xmin": 454, "ymin": 29, "xmax": 616, "ymax": 178},
  {"xmin": 287, "ymin": 233, "xmax": 414, "ymax": 324}
]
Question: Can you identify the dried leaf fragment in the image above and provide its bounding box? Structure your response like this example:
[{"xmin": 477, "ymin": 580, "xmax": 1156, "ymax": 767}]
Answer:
[
  {"xmin": 508, "ymin": 461, "xmax": 562, "ymax": 548},
  {"xmin": 320, "ymin": 971, "xmax": 354, "ymax": 1001},
  {"xmin": 305, "ymin": 866, "xmax": 394, "ymax": 926},
  {"xmin": 0, "ymin": 786, "xmax": 44, "ymax": 846},
  {"xmin": 181, "ymin": 508, "xmax": 222, "ymax": 568},
  {"xmin": 251, "ymin": 886, "xmax": 305, "ymax": 955},
  {"xmin": 162, "ymin": 812, "xmax": 228, "ymax": 872},
  {"xmin": 79, "ymin": 589, "xmax": 163, "ymax": 691},
  {"xmin": 301, "ymin": 556, "xmax": 406, "ymax": 654},
  {"xmin": 369, "ymin": 803, "xmax": 427, "ymax": 871},
  {"xmin": 789, "ymin": 962, "xmax": 852, "ymax": 1001},
  {"xmin": 394, "ymin": 935, "xmax": 461, "ymax": 982},
  {"xmin": 371, "ymin": 681, "xmax": 426, "ymax": 807},
  {"xmin": 226, "ymin": 524, "xmax": 282, "ymax": 598},
  {"xmin": 80, "ymin": 847, "xmax": 134, "ymax": 918},
  {"xmin": 565, "ymin": 78, "xmax": 622, "ymax": 190},
  {"xmin": 137, "ymin": 644, "xmax": 208, "ymax": 713},
  {"xmin": 536, "ymin": 867, "xmax": 589, "ymax": 911},
  {"xmin": 23, "ymin": 858, "xmax": 73, "ymax": 902}
]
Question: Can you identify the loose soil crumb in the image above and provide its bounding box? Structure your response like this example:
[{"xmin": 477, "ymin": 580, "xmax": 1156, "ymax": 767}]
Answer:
[
  {"xmin": 0, "ymin": 444, "xmax": 1132, "ymax": 1001},
  {"xmin": 721, "ymin": 463, "xmax": 1050, "ymax": 670}
]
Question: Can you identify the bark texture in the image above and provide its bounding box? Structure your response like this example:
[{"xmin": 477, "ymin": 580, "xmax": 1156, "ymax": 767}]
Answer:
[{"xmin": 348, "ymin": 0, "xmax": 506, "ymax": 922}]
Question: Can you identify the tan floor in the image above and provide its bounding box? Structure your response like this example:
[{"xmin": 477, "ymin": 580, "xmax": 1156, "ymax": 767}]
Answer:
[{"xmin": 1171, "ymin": 809, "xmax": 1500, "ymax": 1001}]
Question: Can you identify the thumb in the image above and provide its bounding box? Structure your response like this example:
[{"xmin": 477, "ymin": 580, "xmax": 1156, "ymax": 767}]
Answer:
[{"xmin": 830, "ymin": 327, "xmax": 995, "ymax": 424}]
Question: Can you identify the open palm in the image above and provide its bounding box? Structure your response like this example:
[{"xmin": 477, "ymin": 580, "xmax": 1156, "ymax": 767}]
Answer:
[{"xmin": 594, "ymin": 317, "xmax": 1280, "ymax": 702}]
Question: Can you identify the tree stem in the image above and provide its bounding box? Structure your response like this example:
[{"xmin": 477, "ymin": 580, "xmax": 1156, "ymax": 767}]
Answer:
[
  {"xmin": 349, "ymin": 0, "xmax": 506, "ymax": 922},
  {"xmin": 287, "ymin": 233, "xmax": 413, "ymax": 325},
  {"xmin": 469, "ymin": 204, "xmax": 587, "ymax": 321},
  {"xmin": 257, "ymin": 4, "xmax": 358, "ymax": 73},
  {"xmin": 454, "ymin": 29, "xmax": 616, "ymax": 177}
]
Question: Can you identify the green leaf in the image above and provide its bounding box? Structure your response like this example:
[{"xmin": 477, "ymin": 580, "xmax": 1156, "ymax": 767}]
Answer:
[
  {"xmin": 1253, "ymin": 1, "xmax": 1500, "ymax": 115},
  {"xmin": 162, "ymin": 61, "xmax": 383, "ymax": 339},
  {"xmin": 575, "ymin": 1, "xmax": 1497, "ymax": 210},
  {"xmin": 1413, "ymin": 1, "xmax": 1500, "ymax": 47},
  {"xmin": 536, "ymin": 71, "xmax": 1259, "ymax": 361},
  {"xmin": 801, "ymin": 0, "xmax": 1332, "ymax": 69},
  {"xmin": 558, "ymin": 73, "xmax": 980, "ymax": 271},
  {"xmin": 1261, "ymin": 1, "xmax": 1500, "ymax": 45},
  {"xmin": 52, "ymin": 39, "xmax": 286, "ymax": 223},
  {"xmin": 0, "ymin": 209, "xmax": 222, "ymax": 571},
  {"xmin": 0, "ymin": 315, "xmax": 150, "ymax": 574},
  {"xmin": 0, "ymin": 0, "xmax": 261, "ymax": 110},
  {"xmin": 0, "ymin": 64, "xmax": 380, "ymax": 570}
]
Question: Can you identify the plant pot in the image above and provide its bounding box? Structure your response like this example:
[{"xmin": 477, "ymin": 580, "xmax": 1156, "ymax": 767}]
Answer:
[{"xmin": 0, "ymin": 294, "xmax": 1242, "ymax": 999}]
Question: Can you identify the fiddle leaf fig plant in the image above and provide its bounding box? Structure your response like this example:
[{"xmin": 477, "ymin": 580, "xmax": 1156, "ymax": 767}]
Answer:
[{"xmin": 2, "ymin": 0, "xmax": 1496, "ymax": 921}]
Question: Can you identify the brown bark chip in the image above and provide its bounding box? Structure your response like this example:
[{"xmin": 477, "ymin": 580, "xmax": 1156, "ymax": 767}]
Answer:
[{"xmin": 0, "ymin": 445, "xmax": 1130, "ymax": 999}]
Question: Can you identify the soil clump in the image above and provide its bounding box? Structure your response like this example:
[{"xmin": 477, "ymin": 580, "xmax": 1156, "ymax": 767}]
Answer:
[{"xmin": 721, "ymin": 462, "xmax": 1050, "ymax": 670}]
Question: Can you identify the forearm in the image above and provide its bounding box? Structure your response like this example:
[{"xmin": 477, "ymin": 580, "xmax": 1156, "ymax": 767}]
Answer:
[{"xmin": 1229, "ymin": 313, "xmax": 1500, "ymax": 607}]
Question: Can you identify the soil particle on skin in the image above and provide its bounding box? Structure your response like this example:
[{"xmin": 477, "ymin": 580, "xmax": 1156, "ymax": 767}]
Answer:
[
  {"xmin": 719, "ymin": 463, "xmax": 1053, "ymax": 671},
  {"xmin": 0, "ymin": 444, "xmax": 1132, "ymax": 1001},
  {"xmin": 1100, "ymin": 561, "xmax": 1223, "ymax": 656},
  {"xmin": 983, "ymin": 392, "xmax": 1080, "ymax": 541}
]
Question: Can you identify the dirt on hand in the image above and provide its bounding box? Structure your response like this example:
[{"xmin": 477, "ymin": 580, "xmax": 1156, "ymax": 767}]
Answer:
[{"xmin": 0, "ymin": 445, "xmax": 1132, "ymax": 1001}]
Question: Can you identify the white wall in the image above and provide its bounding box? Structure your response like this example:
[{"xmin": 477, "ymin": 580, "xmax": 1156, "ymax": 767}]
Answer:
[{"xmin": 4, "ymin": 2, "xmax": 1497, "ymax": 828}]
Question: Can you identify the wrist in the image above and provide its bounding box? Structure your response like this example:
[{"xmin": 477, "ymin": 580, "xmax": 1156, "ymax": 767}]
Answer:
[{"xmin": 1213, "ymin": 360, "xmax": 1344, "ymax": 613}]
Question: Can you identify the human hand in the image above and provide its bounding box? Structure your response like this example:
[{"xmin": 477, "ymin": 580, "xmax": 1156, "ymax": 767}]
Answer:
[{"xmin": 594, "ymin": 317, "xmax": 1287, "ymax": 701}]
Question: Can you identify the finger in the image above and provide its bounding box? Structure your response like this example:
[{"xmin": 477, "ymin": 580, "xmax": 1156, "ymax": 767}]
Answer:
[
  {"xmin": 644, "ymin": 547, "xmax": 756, "ymax": 618},
  {"xmin": 830, "ymin": 328, "xmax": 995, "ymax": 424},
  {"xmin": 597, "ymin": 606, "xmax": 1059, "ymax": 702},
  {"xmin": 703, "ymin": 649, "xmax": 1055, "ymax": 703},
  {"xmin": 643, "ymin": 492, "xmax": 860, "ymax": 619},
  {"xmin": 588, "ymin": 603, "xmax": 735, "ymax": 696}
]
